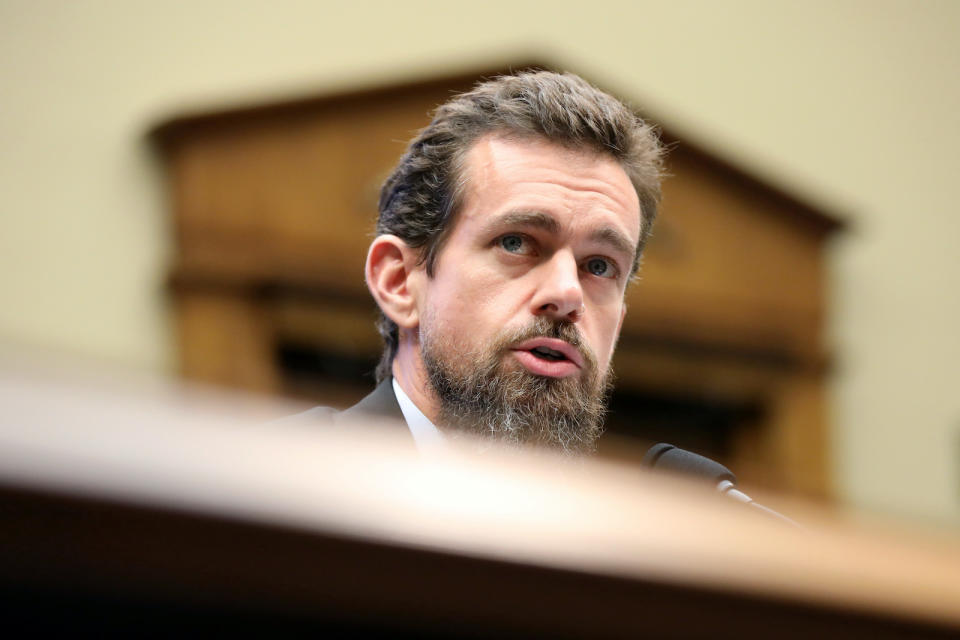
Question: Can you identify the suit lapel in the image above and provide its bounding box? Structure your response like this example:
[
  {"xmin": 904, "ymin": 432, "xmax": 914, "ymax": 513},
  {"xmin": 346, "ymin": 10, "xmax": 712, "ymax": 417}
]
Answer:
[{"xmin": 339, "ymin": 377, "xmax": 405, "ymax": 424}]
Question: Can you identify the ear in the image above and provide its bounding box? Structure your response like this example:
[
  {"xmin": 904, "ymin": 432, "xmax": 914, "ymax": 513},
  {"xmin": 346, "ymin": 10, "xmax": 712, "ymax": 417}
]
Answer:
[{"xmin": 365, "ymin": 234, "xmax": 423, "ymax": 330}]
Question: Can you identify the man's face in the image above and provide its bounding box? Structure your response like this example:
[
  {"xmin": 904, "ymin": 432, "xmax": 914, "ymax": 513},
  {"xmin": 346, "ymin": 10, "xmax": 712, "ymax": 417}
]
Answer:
[{"xmin": 415, "ymin": 134, "xmax": 641, "ymax": 451}]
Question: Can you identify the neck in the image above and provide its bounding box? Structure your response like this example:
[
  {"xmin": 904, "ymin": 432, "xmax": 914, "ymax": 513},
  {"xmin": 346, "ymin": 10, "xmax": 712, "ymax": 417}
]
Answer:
[{"xmin": 391, "ymin": 331, "xmax": 442, "ymax": 426}]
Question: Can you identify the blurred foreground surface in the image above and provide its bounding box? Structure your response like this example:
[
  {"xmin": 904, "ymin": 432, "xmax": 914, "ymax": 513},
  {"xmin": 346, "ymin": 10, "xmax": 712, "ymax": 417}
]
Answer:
[{"xmin": 2, "ymin": 349, "xmax": 960, "ymax": 638}]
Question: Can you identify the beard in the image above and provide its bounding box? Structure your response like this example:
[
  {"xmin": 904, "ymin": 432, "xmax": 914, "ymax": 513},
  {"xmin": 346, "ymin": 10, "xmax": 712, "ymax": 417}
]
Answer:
[{"xmin": 420, "ymin": 315, "xmax": 613, "ymax": 454}]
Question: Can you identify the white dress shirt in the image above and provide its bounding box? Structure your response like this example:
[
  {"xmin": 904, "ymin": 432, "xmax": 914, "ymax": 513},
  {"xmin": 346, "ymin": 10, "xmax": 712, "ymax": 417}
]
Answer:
[{"xmin": 392, "ymin": 377, "xmax": 445, "ymax": 450}]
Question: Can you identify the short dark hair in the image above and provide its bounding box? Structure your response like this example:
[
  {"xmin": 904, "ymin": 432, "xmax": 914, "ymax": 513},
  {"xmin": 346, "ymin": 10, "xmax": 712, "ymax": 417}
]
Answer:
[{"xmin": 373, "ymin": 70, "xmax": 664, "ymax": 382}]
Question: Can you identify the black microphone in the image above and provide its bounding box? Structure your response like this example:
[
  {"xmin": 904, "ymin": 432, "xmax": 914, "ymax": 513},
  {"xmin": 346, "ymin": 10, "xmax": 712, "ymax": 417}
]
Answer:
[{"xmin": 642, "ymin": 443, "xmax": 799, "ymax": 527}]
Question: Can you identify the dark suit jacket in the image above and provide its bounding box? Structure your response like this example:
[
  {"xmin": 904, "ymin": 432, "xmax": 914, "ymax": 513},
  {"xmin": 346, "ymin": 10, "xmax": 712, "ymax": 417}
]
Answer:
[
  {"xmin": 340, "ymin": 377, "xmax": 405, "ymax": 423},
  {"xmin": 280, "ymin": 378, "xmax": 410, "ymax": 440}
]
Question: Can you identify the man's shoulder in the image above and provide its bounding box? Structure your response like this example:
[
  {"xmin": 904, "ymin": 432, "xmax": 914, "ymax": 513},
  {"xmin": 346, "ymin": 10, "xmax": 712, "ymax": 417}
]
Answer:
[
  {"xmin": 338, "ymin": 377, "xmax": 403, "ymax": 422},
  {"xmin": 276, "ymin": 405, "xmax": 339, "ymax": 424},
  {"xmin": 275, "ymin": 378, "xmax": 405, "ymax": 427}
]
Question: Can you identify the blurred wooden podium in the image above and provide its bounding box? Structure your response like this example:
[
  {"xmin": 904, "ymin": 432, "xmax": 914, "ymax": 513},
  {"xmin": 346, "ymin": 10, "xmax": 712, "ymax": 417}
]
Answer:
[{"xmin": 1, "ymin": 361, "xmax": 959, "ymax": 638}]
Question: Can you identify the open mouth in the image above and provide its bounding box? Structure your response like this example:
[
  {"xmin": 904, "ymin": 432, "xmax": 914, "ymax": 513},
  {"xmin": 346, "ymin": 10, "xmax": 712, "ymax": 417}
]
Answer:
[
  {"xmin": 510, "ymin": 338, "xmax": 583, "ymax": 378},
  {"xmin": 529, "ymin": 346, "xmax": 568, "ymax": 362},
  {"xmin": 511, "ymin": 337, "xmax": 584, "ymax": 370}
]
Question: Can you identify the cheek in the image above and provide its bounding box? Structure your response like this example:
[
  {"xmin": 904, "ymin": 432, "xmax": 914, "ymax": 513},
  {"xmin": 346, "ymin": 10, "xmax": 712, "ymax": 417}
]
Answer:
[
  {"xmin": 427, "ymin": 269, "xmax": 512, "ymax": 340},
  {"xmin": 590, "ymin": 303, "xmax": 625, "ymax": 365}
]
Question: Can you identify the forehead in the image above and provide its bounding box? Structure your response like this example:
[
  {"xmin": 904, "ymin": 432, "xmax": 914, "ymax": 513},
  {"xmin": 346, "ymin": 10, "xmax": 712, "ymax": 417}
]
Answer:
[{"xmin": 456, "ymin": 134, "xmax": 641, "ymax": 242}]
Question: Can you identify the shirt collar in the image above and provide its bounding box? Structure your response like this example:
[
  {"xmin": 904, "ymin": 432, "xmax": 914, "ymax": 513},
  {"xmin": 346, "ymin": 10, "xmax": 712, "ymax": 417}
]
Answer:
[{"xmin": 392, "ymin": 377, "xmax": 445, "ymax": 450}]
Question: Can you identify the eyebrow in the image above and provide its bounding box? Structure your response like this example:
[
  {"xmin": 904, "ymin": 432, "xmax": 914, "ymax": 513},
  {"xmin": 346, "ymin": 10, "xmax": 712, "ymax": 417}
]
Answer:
[
  {"xmin": 489, "ymin": 209, "xmax": 637, "ymax": 263},
  {"xmin": 493, "ymin": 210, "xmax": 560, "ymax": 234},
  {"xmin": 589, "ymin": 226, "xmax": 637, "ymax": 264}
]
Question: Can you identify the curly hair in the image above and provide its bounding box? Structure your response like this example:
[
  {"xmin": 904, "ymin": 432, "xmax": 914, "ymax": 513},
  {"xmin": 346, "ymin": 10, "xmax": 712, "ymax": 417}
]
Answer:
[{"xmin": 373, "ymin": 70, "xmax": 664, "ymax": 382}]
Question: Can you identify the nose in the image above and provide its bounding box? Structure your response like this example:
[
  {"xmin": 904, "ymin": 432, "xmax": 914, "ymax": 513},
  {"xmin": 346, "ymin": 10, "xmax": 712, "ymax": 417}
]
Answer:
[{"xmin": 530, "ymin": 251, "xmax": 584, "ymax": 323}]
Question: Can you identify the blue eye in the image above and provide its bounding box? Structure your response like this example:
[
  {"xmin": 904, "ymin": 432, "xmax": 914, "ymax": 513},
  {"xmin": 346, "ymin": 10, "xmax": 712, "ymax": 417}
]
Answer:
[
  {"xmin": 500, "ymin": 234, "xmax": 526, "ymax": 253},
  {"xmin": 585, "ymin": 257, "xmax": 615, "ymax": 278}
]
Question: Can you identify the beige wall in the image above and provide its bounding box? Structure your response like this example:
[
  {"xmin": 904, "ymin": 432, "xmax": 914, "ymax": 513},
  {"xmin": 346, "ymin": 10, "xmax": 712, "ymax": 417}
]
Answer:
[{"xmin": 2, "ymin": 0, "xmax": 958, "ymax": 524}]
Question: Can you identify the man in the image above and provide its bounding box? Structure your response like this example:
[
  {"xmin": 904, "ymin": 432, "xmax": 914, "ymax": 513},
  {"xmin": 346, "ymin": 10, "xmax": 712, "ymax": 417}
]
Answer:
[{"xmin": 330, "ymin": 70, "xmax": 663, "ymax": 454}]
